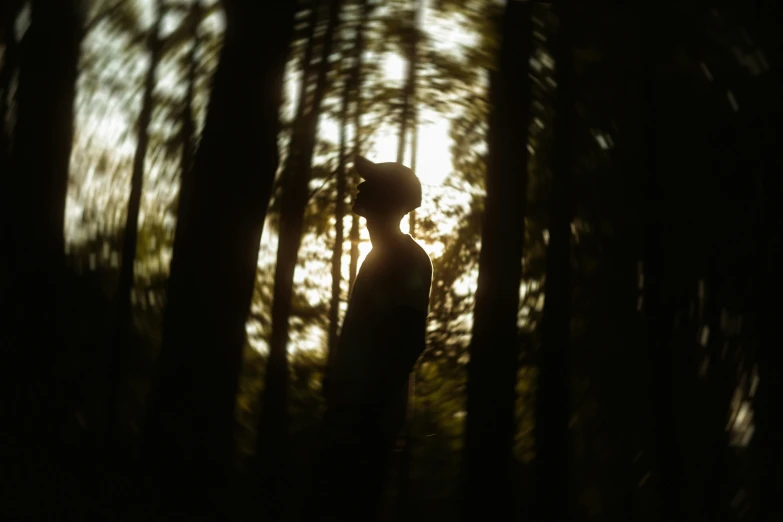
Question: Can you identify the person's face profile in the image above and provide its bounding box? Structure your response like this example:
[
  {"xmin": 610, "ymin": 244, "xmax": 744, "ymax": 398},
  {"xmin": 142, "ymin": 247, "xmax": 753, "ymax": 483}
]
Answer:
[{"xmin": 353, "ymin": 180, "xmax": 385, "ymax": 217}]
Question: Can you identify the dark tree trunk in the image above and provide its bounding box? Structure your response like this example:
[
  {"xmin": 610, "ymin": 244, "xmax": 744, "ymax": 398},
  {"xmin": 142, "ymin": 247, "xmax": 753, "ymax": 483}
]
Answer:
[
  {"xmin": 396, "ymin": 1, "xmax": 419, "ymax": 167},
  {"xmin": 347, "ymin": 0, "xmax": 370, "ymax": 295},
  {"xmin": 178, "ymin": 0, "xmax": 201, "ymax": 200},
  {"xmin": 143, "ymin": 0, "xmax": 296, "ymax": 494},
  {"xmin": 256, "ymin": 0, "xmax": 340, "ymax": 517},
  {"xmin": 407, "ymin": 107, "xmax": 418, "ymax": 236},
  {"xmin": 534, "ymin": 6, "xmax": 575, "ymax": 522},
  {"xmin": 639, "ymin": 8, "xmax": 685, "ymax": 521},
  {"xmin": 0, "ymin": 0, "xmax": 22, "ymax": 172},
  {"xmin": 751, "ymin": 66, "xmax": 783, "ymax": 522},
  {"xmin": 394, "ymin": 6, "xmax": 420, "ymax": 517},
  {"xmin": 295, "ymin": 0, "xmax": 320, "ymax": 123},
  {"xmin": 1, "ymin": 0, "xmax": 83, "ymax": 460},
  {"xmin": 327, "ymin": 66, "xmax": 350, "ymax": 365},
  {"xmin": 460, "ymin": 2, "xmax": 532, "ymax": 521},
  {"xmin": 105, "ymin": 0, "xmax": 164, "ymax": 449}
]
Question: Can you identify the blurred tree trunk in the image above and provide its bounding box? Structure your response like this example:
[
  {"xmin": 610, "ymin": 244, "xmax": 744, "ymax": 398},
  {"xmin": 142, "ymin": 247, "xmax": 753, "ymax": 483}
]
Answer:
[
  {"xmin": 534, "ymin": 5, "xmax": 575, "ymax": 521},
  {"xmin": 407, "ymin": 107, "xmax": 418, "ymax": 235},
  {"xmin": 395, "ymin": 0, "xmax": 419, "ymax": 167},
  {"xmin": 327, "ymin": 0, "xmax": 370, "ymax": 363},
  {"xmin": 395, "ymin": 0, "xmax": 419, "ymax": 242},
  {"xmin": 1, "ymin": 0, "xmax": 83, "ymax": 462},
  {"xmin": 143, "ymin": 0, "xmax": 295, "ymax": 494},
  {"xmin": 639, "ymin": 8, "xmax": 685, "ymax": 521},
  {"xmin": 394, "ymin": 5, "xmax": 420, "ymax": 519},
  {"xmin": 327, "ymin": 20, "xmax": 359, "ymax": 368},
  {"xmin": 178, "ymin": 0, "xmax": 201, "ymax": 207},
  {"xmin": 738, "ymin": 8, "xmax": 783, "ymax": 520},
  {"xmin": 0, "ymin": 0, "xmax": 22, "ymax": 172},
  {"xmin": 295, "ymin": 0, "xmax": 320, "ymax": 123},
  {"xmin": 461, "ymin": 2, "xmax": 532, "ymax": 521},
  {"xmin": 348, "ymin": 0, "xmax": 369, "ymax": 295},
  {"xmin": 256, "ymin": 0, "xmax": 340, "ymax": 516},
  {"xmin": 751, "ymin": 59, "xmax": 783, "ymax": 522},
  {"xmin": 105, "ymin": 0, "xmax": 164, "ymax": 449}
]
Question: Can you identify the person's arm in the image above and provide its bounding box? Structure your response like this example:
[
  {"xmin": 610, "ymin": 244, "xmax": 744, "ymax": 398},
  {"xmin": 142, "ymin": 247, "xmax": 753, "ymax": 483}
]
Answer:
[
  {"xmin": 372, "ymin": 258, "xmax": 432, "ymax": 401},
  {"xmin": 368, "ymin": 305, "xmax": 426, "ymax": 404},
  {"xmin": 389, "ymin": 305, "xmax": 428, "ymax": 386}
]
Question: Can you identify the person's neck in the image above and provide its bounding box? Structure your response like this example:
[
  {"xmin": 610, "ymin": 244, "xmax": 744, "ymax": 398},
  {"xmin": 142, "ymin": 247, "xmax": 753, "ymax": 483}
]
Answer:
[{"xmin": 367, "ymin": 217, "xmax": 405, "ymax": 249}]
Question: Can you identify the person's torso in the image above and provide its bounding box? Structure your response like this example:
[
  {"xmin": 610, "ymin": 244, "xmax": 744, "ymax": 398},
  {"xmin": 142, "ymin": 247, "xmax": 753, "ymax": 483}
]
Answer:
[{"xmin": 328, "ymin": 235, "xmax": 431, "ymax": 433}]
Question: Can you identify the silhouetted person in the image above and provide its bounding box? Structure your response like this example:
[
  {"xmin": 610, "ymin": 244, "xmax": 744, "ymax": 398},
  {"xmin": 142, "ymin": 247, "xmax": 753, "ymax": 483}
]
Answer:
[{"xmin": 314, "ymin": 156, "xmax": 432, "ymax": 522}]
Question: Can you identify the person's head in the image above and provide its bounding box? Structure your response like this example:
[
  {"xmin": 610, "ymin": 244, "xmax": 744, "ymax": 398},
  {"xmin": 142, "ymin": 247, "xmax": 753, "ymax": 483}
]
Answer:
[{"xmin": 353, "ymin": 156, "xmax": 422, "ymax": 226}]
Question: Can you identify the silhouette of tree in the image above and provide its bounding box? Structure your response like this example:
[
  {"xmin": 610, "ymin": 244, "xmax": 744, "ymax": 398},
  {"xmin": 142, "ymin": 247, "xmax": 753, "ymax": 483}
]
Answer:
[
  {"xmin": 534, "ymin": 5, "xmax": 575, "ymax": 521},
  {"xmin": 328, "ymin": 0, "xmax": 362, "ymax": 369},
  {"xmin": 1, "ymin": 0, "xmax": 84, "ymax": 467},
  {"xmin": 257, "ymin": 0, "xmax": 341, "ymax": 516},
  {"xmin": 143, "ymin": 0, "xmax": 296, "ymax": 503},
  {"xmin": 0, "ymin": 0, "xmax": 23, "ymax": 172},
  {"xmin": 106, "ymin": 0, "xmax": 164, "ymax": 450},
  {"xmin": 461, "ymin": 1, "xmax": 532, "ymax": 520},
  {"xmin": 347, "ymin": 0, "xmax": 372, "ymax": 293}
]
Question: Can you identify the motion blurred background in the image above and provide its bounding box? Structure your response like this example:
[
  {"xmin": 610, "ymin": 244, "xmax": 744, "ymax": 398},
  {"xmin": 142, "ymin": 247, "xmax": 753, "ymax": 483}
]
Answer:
[{"xmin": 1, "ymin": 1, "xmax": 781, "ymax": 521}]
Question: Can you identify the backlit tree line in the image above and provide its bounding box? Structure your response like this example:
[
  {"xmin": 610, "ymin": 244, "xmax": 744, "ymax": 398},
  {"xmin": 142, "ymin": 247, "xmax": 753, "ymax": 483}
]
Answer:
[{"xmin": 1, "ymin": 1, "xmax": 781, "ymax": 520}]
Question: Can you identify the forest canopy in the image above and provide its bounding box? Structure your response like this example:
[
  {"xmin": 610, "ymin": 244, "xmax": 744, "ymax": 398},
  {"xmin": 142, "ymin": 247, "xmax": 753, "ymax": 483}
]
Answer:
[{"xmin": 1, "ymin": 1, "xmax": 781, "ymax": 521}]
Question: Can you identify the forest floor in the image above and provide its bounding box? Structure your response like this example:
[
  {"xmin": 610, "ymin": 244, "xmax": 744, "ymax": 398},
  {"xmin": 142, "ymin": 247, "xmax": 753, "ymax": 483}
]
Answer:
[{"xmin": 3, "ymin": 450, "xmax": 267, "ymax": 521}]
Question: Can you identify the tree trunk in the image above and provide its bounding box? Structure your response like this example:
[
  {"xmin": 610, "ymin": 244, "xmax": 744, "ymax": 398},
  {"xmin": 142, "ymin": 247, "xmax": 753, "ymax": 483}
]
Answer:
[
  {"xmin": 0, "ymin": 0, "xmax": 22, "ymax": 172},
  {"xmin": 347, "ymin": 0, "xmax": 370, "ymax": 295},
  {"xmin": 396, "ymin": 0, "xmax": 419, "ymax": 167},
  {"xmin": 327, "ymin": 0, "xmax": 368, "ymax": 365},
  {"xmin": 1, "ymin": 0, "xmax": 83, "ymax": 461},
  {"xmin": 639, "ymin": 8, "xmax": 685, "ymax": 521},
  {"xmin": 327, "ymin": 63, "xmax": 350, "ymax": 366},
  {"xmin": 256, "ymin": 0, "xmax": 340, "ymax": 516},
  {"xmin": 178, "ymin": 0, "xmax": 201, "ymax": 201},
  {"xmin": 460, "ymin": 2, "xmax": 532, "ymax": 521},
  {"xmin": 295, "ymin": 0, "xmax": 320, "ymax": 123},
  {"xmin": 751, "ymin": 64, "xmax": 783, "ymax": 522},
  {"xmin": 105, "ymin": 0, "xmax": 164, "ymax": 449},
  {"xmin": 534, "ymin": 6, "xmax": 575, "ymax": 521},
  {"xmin": 396, "ymin": 6, "xmax": 420, "ymax": 516},
  {"xmin": 407, "ymin": 107, "xmax": 418, "ymax": 236},
  {"xmin": 143, "ymin": 0, "xmax": 296, "ymax": 495}
]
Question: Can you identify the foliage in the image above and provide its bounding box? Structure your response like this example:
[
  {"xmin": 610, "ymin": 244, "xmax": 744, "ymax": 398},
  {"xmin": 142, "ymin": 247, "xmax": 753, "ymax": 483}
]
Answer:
[{"xmin": 9, "ymin": 0, "xmax": 781, "ymax": 519}]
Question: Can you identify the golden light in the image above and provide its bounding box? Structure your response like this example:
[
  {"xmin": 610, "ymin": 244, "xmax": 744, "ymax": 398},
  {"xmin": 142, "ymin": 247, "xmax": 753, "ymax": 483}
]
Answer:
[{"xmin": 64, "ymin": 0, "xmax": 482, "ymax": 355}]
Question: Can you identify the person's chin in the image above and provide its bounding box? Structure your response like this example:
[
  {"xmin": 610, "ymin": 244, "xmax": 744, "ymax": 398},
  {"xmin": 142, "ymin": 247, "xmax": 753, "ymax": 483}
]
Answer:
[{"xmin": 352, "ymin": 202, "xmax": 367, "ymax": 217}]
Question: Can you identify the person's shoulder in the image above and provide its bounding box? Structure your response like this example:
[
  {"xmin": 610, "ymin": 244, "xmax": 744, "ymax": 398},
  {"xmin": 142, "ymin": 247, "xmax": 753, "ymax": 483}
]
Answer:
[{"xmin": 402, "ymin": 235, "xmax": 432, "ymax": 273}]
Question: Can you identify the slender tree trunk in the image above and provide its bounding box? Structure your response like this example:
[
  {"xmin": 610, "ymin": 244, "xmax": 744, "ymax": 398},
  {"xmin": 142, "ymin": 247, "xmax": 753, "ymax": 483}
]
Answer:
[
  {"xmin": 395, "ymin": 7, "xmax": 420, "ymax": 515},
  {"xmin": 751, "ymin": 64, "xmax": 783, "ymax": 522},
  {"xmin": 179, "ymin": 0, "xmax": 201, "ymax": 199},
  {"xmin": 396, "ymin": 0, "xmax": 419, "ymax": 167},
  {"xmin": 143, "ymin": 0, "xmax": 296, "ymax": 499},
  {"xmin": 256, "ymin": 0, "xmax": 341, "ymax": 517},
  {"xmin": 639, "ymin": 8, "xmax": 684, "ymax": 521},
  {"xmin": 105, "ymin": 0, "xmax": 164, "ymax": 449},
  {"xmin": 296, "ymin": 0, "xmax": 320, "ymax": 123},
  {"xmin": 461, "ymin": 2, "xmax": 532, "ymax": 521},
  {"xmin": 327, "ymin": 66, "xmax": 350, "ymax": 365},
  {"xmin": 0, "ymin": 1, "xmax": 22, "ymax": 172},
  {"xmin": 328, "ymin": 0, "xmax": 369, "ymax": 362},
  {"xmin": 1, "ymin": 0, "xmax": 83, "ymax": 461},
  {"xmin": 534, "ymin": 6, "xmax": 575, "ymax": 521},
  {"xmin": 347, "ymin": 0, "xmax": 369, "ymax": 295},
  {"xmin": 407, "ymin": 106, "xmax": 418, "ymax": 236}
]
